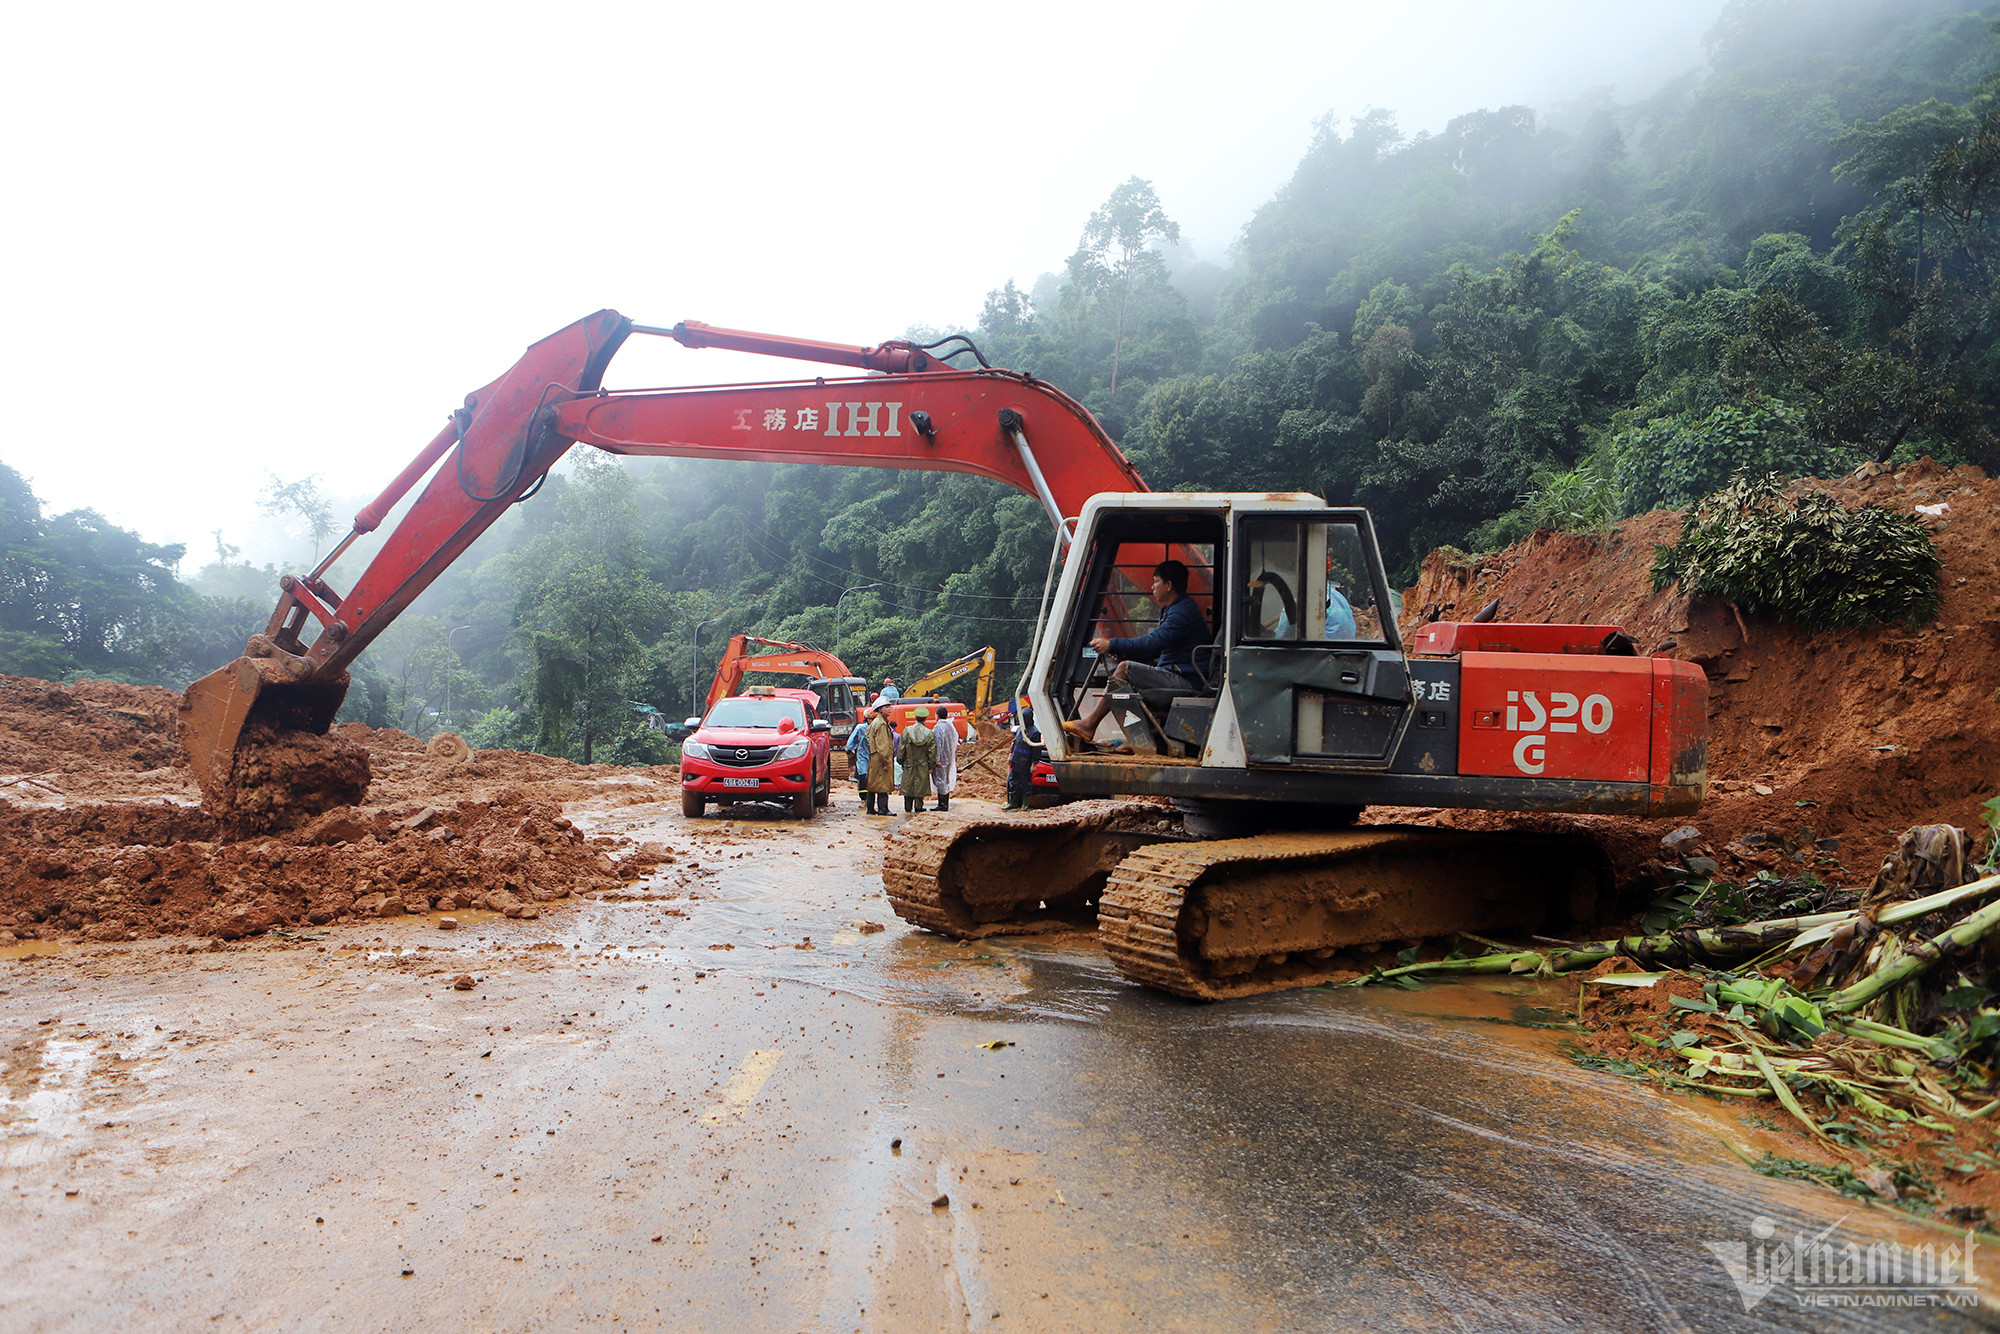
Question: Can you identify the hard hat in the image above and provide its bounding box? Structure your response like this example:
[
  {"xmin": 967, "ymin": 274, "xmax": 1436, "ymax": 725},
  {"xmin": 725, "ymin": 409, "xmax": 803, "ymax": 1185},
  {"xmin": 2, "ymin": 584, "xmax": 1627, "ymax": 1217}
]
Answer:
[
  {"xmin": 883, "ymin": 676, "xmax": 895, "ymax": 684},
  {"xmin": 912, "ymin": 705, "xmax": 929, "ymax": 718}
]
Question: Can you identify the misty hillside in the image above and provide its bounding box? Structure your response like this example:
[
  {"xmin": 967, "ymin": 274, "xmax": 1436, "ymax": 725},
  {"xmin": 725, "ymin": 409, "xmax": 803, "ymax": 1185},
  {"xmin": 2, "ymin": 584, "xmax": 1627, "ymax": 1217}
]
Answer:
[{"xmin": 6, "ymin": 0, "xmax": 1997, "ymax": 766}]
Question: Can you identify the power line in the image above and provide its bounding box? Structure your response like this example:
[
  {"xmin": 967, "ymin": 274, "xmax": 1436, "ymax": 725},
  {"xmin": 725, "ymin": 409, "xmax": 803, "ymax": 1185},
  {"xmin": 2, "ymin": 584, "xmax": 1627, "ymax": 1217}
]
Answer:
[
  {"xmin": 745, "ymin": 525, "xmax": 1037, "ymax": 601},
  {"xmin": 737, "ymin": 531, "xmax": 1041, "ymax": 624}
]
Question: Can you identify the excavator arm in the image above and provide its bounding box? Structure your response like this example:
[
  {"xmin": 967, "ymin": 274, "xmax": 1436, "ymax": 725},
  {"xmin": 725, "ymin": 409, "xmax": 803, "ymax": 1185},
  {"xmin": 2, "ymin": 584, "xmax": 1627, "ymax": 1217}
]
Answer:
[
  {"xmin": 701, "ymin": 635, "xmax": 856, "ymax": 714},
  {"xmin": 906, "ymin": 647, "xmax": 997, "ymax": 714},
  {"xmin": 179, "ymin": 310, "xmax": 1147, "ymax": 819}
]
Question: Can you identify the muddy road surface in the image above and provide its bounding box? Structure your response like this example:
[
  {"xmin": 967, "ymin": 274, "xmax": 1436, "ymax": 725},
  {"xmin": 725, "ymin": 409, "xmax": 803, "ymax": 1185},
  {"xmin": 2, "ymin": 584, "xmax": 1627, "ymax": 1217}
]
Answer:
[{"xmin": 2, "ymin": 791, "xmax": 1991, "ymax": 1331}]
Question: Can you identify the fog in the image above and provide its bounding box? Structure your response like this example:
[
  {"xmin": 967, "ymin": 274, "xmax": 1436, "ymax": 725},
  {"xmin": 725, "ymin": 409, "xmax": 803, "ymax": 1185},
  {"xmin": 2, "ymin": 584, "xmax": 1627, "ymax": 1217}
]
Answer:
[{"xmin": 1, "ymin": 0, "xmax": 1725, "ymax": 564}]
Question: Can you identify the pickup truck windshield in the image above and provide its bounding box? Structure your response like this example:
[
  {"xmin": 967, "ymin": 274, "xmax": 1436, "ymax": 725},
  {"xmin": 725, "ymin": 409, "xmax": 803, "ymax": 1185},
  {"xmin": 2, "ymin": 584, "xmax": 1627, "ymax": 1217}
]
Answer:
[{"xmin": 704, "ymin": 699, "xmax": 808, "ymax": 729}]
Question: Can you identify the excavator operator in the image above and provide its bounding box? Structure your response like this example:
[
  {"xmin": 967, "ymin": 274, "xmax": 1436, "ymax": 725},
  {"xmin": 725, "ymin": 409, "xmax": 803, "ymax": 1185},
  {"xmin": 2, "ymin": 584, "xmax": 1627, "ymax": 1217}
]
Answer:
[{"xmin": 1063, "ymin": 559, "xmax": 1208, "ymax": 746}]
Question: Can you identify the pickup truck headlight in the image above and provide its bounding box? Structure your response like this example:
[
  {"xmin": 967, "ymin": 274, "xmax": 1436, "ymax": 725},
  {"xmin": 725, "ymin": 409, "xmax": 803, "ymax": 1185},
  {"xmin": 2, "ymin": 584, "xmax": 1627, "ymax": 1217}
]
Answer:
[
  {"xmin": 680, "ymin": 740, "xmax": 711, "ymax": 761},
  {"xmin": 776, "ymin": 739, "xmax": 811, "ymax": 761}
]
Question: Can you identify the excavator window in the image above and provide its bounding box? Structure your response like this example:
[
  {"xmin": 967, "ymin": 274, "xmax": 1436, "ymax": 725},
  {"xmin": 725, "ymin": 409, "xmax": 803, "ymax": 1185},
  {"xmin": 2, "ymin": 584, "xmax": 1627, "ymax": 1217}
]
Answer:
[
  {"xmin": 1087, "ymin": 544, "xmax": 1217, "ymax": 644},
  {"xmin": 1059, "ymin": 510, "xmax": 1226, "ymax": 711},
  {"xmin": 1238, "ymin": 519, "xmax": 1386, "ymax": 646}
]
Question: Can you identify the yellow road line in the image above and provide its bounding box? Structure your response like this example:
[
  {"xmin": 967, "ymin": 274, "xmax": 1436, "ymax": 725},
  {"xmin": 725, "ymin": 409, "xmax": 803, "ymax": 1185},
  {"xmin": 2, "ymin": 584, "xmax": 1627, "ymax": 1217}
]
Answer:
[{"xmin": 702, "ymin": 1048, "xmax": 785, "ymax": 1123}]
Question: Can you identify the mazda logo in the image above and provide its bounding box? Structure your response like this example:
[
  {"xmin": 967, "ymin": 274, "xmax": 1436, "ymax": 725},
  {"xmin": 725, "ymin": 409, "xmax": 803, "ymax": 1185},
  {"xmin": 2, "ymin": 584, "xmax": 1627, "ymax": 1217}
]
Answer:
[{"xmin": 735, "ymin": 749, "xmax": 748, "ymax": 759}]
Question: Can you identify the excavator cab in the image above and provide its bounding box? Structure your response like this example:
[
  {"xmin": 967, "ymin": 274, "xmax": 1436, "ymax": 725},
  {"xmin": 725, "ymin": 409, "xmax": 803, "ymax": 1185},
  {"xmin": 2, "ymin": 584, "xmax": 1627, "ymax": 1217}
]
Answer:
[
  {"xmin": 1033, "ymin": 491, "xmax": 1701, "ymax": 825},
  {"xmin": 1046, "ymin": 500, "xmax": 1226, "ymax": 756},
  {"xmin": 1037, "ymin": 494, "xmax": 1420, "ymax": 780},
  {"xmin": 805, "ymin": 674, "xmax": 866, "ymax": 742}
]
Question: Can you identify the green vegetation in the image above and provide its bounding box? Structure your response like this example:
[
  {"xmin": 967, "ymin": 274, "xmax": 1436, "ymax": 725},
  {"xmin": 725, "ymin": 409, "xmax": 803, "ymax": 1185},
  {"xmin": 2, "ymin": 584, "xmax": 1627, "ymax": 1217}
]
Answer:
[
  {"xmin": 0, "ymin": 460, "xmax": 266, "ymax": 686},
  {"xmin": 1652, "ymin": 473, "xmax": 1944, "ymax": 629}
]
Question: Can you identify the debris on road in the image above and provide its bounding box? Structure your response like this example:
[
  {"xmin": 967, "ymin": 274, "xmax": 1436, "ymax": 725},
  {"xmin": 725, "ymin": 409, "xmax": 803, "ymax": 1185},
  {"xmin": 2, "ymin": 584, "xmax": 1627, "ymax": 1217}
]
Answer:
[
  {"xmin": 1361, "ymin": 821, "xmax": 2000, "ymax": 1224},
  {"xmin": 0, "ymin": 681, "xmax": 685, "ymax": 943}
]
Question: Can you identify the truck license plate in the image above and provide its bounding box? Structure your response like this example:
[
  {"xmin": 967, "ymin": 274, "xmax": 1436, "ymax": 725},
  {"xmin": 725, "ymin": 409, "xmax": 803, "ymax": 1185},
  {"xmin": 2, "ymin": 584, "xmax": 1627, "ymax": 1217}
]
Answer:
[{"xmin": 722, "ymin": 777, "xmax": 758, "ymax": 788}]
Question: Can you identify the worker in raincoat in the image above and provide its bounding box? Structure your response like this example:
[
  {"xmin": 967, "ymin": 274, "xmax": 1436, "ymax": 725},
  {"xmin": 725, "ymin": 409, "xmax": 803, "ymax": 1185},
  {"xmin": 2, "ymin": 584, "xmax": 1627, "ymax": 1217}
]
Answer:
[
  {"xmin": 863, "ymin": 707, "xmax": 896, "ymax": 815},
  {"xmin": 844, "ymin": 712, "xmax": 872, "ymax": 805},
  {"xmin": 930, "ymin": 710, "xmax": 960, "ymax": 811},
  {"xmin": 897, "ymin": 705, "xmax": 937, "ymax": 814}
]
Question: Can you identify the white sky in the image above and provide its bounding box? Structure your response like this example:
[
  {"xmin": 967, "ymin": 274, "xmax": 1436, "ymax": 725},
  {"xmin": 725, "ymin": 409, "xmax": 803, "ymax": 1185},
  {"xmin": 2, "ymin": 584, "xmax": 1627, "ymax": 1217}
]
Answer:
[{"xmin": 1, "ymin": 0, "xmax": 1725, "ymax": 564}]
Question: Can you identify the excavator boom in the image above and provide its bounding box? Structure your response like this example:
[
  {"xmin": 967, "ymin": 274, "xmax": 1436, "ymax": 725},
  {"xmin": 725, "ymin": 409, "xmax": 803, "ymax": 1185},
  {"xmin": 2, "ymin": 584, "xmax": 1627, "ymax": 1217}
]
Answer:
[
  {"xmin": 179, "ymin": 311, "xmax": 1141, "ymax": 825},
  {"xmin": 701, "ymin": 635, "xmax": 856, "ymax": 713}
]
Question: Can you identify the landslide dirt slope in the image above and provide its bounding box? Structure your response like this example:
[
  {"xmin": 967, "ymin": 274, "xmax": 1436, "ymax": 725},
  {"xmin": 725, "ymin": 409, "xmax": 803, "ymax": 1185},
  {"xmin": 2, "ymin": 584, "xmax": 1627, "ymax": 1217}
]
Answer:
[
  {"xmin": 0, "ymin": 684, "xmax": 680, "ymax": 943},
  {"xmin": 1397, "ymin": 459, "xmax": 2000, "ymax": 884}
]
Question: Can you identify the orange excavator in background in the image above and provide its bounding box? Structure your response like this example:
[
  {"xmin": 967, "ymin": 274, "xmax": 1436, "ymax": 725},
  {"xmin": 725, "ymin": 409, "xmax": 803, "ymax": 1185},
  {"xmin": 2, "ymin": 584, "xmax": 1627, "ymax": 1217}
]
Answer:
[
  {"xmin": 696, "ymin": 634, "xmax": 865, "ymax": 748},
  {"xmin": 180, "ymin": 309, "xmax": 1706, "ymax": 999}
]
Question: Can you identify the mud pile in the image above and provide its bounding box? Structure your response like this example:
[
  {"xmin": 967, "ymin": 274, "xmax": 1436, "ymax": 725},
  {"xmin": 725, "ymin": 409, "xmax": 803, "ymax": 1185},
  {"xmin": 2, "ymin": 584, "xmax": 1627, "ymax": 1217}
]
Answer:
[
  {"xmin": 0, "ymin": 676, "xmax": 185, "ymax": 793},
  {"xmin": 341, "ymin": 723, "xmax": 680, "ymax": 808},
  {"xmin": 951, "ymin": 728, "xmax": 1009, "ymax": 803},
  {"xmin": 1, "ymin": 792, "xmax": 630, "ymax": 942},
  {"xmin": 205, "ymin": 721, "xmax": 371, "ymax": 839},
  {"xmin": 1398, "ymin": 459, "xmax": 2000, "ymax": 885},
  {"xmin": 0, "ymin": 679, "xmax": 679, "ymax": 943}
]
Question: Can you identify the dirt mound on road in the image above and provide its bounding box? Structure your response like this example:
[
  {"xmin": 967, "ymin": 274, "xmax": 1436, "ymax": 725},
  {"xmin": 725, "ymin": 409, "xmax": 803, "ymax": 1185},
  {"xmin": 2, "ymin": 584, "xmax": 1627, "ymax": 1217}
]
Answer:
[
  {"xmin": 343, "ymin": 722, "xmax": 677, "ymax": 808},
  {"xmin": 0, "ymin": 675, "xmax": 183, "ymax": 779},
  {"xmin": 1, "ymin": 792, "xmax": 624, "ymax": 942},
  {"xmin": 1398, "ymin": 459, "xmax": 2000, "ymax": 887},
  {"xmin": 0, "ymin": 681, "xmax": 678, "ymax": 943}
]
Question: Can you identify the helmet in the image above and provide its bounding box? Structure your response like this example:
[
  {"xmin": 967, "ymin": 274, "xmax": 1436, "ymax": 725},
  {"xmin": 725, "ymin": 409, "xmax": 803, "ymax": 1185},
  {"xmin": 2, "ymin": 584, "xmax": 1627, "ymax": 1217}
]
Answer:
[
  {"xmin": 883, "ymin": 676, "xmax": 895, "ymax": 684},
  {"xmin": 912, "ymin": 705, "xmax": 929, "ymax": 718}
]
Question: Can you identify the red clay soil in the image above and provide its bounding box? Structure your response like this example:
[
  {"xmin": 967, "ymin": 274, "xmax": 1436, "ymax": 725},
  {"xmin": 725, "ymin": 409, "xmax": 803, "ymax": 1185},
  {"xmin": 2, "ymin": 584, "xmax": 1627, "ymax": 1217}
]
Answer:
[
  {"xmin": 1394, "ymin": 459, "xmax": 2000, "ymax": 888},
  {"xmin": 204, "ymin": 721, "xmax": 371, "ymax": 839},
  {"xmin": 0, "ymin": 687, "xmax": 677, "ymax": 944},
  {"xmin": 0, "ymin": 677, "xmax": 183, "ymax": 780}
]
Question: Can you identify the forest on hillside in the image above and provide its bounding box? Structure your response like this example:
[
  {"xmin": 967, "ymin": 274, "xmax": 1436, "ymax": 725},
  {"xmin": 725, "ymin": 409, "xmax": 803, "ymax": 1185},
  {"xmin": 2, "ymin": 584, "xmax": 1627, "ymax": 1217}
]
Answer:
[{"xmin": 4, "ymin": 0, "xmax": 1996, "ymax": 765}]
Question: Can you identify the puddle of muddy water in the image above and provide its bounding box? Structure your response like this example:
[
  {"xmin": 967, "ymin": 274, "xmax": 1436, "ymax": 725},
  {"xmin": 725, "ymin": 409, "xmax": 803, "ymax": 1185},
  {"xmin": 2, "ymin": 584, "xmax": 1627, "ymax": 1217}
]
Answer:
[{"xmin": 0, "ymin": 941, "xmax": 71, "ymax": 960}]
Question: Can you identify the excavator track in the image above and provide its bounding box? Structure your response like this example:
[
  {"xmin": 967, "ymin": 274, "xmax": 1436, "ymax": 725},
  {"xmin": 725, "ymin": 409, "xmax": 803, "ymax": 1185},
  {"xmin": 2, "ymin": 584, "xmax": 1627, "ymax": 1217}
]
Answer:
[
  {"xmin": 884, "ymin": 800, "xmax": 1181, "ymax": 939},
  {"xmin": 1098, "ymin": 827, "xmax": 1611, "ymax": 1000}
]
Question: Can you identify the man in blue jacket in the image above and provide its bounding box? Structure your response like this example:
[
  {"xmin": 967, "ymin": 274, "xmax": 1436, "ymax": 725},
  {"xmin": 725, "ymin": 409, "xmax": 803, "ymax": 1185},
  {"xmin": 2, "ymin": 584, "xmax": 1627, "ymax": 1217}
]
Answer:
[
  {"xmin": 1063, "ymin": 559, "xmax": 1208, "ymax": 746},
  {"xmin": 1005, "ymin": 698, "xmax": 1044, "ymax": 810}
]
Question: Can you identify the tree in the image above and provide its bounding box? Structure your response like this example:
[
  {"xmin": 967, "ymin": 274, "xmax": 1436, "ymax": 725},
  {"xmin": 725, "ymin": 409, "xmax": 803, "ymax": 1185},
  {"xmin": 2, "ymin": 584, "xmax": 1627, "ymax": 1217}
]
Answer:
[
  {"xmin": 373, "ymin": 616, "xmax": 489, "ymax": 738},
  {"xmin": 0, "ymin": 460, "xmax": 261, "ymax": 685},
  {"xmin": 258, "ymin": 471, "xmax": 338, "ymax": 558},
  {"xmin": 506, "ymin": 455, "xmax": 668, "ymax": 763},
  {"xmin": 980, "ymin": 280, "xmax": 1034, "ymax": 335},
  {"xmin": 1066, "ymin": 178, "xmax": 1182, "ymax": 392},
  {"xmin": 1830, "ymin": 92, "xmax": 2000, "ymax": 464}
]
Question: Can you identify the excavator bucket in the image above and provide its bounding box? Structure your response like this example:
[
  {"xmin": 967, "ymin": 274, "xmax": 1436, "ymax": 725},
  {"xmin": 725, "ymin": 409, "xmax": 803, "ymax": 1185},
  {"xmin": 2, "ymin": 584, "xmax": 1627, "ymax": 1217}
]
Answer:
[{"xmin": 178, "ymin": 655, "xmax": 359, "ymax": 832}]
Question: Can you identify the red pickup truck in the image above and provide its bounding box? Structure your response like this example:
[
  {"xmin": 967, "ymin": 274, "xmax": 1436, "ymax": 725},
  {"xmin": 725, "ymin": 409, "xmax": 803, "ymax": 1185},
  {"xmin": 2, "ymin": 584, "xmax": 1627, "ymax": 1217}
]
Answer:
[{"xmin": 679, "ymin": 686, "xmax": 832, "ymax": 819}]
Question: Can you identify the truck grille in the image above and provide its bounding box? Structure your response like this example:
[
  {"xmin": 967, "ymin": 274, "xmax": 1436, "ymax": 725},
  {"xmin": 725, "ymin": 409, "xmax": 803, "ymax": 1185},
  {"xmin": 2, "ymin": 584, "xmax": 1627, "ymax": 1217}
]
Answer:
[{"xmin": 711, "ymin": 745, "xmax": 781, "ymax": 767}]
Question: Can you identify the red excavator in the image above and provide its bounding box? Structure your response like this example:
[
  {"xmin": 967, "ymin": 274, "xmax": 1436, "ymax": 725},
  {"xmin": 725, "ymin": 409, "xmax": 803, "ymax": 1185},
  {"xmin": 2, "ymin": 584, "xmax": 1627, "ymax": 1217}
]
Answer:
[{"xmin": 180, "ymin": 310, "xmax": 1705, "ymax": 998}]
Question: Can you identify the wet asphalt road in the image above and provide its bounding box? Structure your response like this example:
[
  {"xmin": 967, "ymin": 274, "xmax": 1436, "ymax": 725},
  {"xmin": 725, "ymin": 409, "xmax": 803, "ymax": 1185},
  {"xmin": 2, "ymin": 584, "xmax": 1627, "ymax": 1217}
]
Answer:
[{"xmin": 1, "ymin": 793, "xmax": 1993, "ymax": 1331}]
